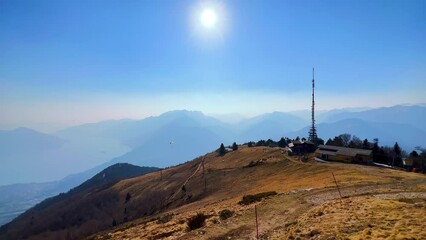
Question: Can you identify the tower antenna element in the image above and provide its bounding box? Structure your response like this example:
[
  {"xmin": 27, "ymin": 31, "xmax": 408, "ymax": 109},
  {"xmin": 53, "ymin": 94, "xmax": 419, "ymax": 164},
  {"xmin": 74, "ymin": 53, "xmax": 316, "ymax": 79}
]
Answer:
[{"xmin": 309, "ymin": 68, "xmax": 318, "ymax": 142}]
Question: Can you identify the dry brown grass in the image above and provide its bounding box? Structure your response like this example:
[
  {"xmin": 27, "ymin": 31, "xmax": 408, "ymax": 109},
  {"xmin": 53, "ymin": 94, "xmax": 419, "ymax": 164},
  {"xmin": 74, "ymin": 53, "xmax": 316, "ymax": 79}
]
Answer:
[
  {"xmin": 277, "ymin": 195, "xmax": 426, "ymax": 240},
  {"xmin": 85, "ymin": 146, "xmax": 426, "ymax": 240},
  {"xmin": 3, "ymin": 146, "xmax": 425, "ymax": 240}
]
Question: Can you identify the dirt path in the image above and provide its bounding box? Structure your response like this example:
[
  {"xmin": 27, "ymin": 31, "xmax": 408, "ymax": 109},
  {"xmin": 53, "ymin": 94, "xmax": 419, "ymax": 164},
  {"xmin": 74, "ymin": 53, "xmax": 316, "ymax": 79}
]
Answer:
[{"xmin": 167, "ymin": 158, "xmax": 205, "ymax": 202}]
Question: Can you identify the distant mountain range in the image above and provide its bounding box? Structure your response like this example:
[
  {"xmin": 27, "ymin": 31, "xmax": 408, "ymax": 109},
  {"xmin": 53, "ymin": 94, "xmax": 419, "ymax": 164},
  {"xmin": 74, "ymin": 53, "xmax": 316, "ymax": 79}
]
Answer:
[
  {"xmin": 2, "ymin": 105, "xmax": 426, "ymax": 186},
  {"xmin": 1, "ymin": 105, "xmax": 425, "ymax": 226}
]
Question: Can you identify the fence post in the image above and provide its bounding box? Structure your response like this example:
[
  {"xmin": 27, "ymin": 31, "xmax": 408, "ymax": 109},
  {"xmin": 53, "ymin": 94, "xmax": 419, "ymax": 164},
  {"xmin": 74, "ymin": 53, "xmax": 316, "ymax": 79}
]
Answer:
[
  {"xmin": 202, "ymin": 158, "xmax": 206, "ymax": 192},
  {"xmin": 255, "ymin": 205, "xmax": 259, "ymax": 240},
  {"xmin": 332, "ymin": 172, "xmax": 342, "ymax": 199}
]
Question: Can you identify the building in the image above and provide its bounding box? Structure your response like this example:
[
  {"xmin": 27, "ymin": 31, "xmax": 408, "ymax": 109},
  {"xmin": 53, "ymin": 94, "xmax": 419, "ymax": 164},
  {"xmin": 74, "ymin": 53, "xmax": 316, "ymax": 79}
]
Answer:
[
  {"xmin": 315, "ymin": 144, "xmax": 372, "ymax": 164},
  {"xmin": 402, "ymin": 158, "xmax": 414, "ymax": 171},
  {"xmin": 288, "ymin": 140, "xmax": 316, "ymax": 155}
]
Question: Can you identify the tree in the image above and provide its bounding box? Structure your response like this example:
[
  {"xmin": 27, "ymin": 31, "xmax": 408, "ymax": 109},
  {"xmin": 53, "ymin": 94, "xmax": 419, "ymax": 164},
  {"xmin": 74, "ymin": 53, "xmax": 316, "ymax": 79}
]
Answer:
[
  {"xmin": 410, "ymin": 150, "xmax": 419, "ymax": 158},
  {"xmin": 278, "ymin": 137, "xmax": 287, "ymax": 148},
  {"xmin": 326, "ymin": 138, "xmax": 332, "ymax": 145},
  {"xmin": 256, "ymin": 140, "xmax": 266, "ymax": 146},
  {"xmin": 301, "ymin": 137, "xmax": 307, "ymax": 141},
  {"xmin": 393, "ymin": 142, "xmax": 402, "ymax": 167},
  {"xmin": 218, "ymin": 143, "xmax": 226, "ymax": 156},
  {"xmin": 232, "ymin": 142, "xmax": 238, "ymax": 151},
  {"xmin": 266, "ymin": 139, "xmax": 275, "ymax": 146},
  {"xmin": 329, "ymin": 136, "xmax": 344, "ymax": 147},
  {"xmin": 247, "ymin": 141, "xmax": 254, "ymax": 147},
  {"xmin": 348, "ymin": 136, "xmax": 362, "ymax": 148},
  {"xmin": 372, "ymin": 138, "xmax": 380, "ymax": 156},
  {"xmin": 393, "ymin": 142, "xmax": 401, "ymax": 157},
  {"xmin": 339, "ymin": 133, "xmax": 352, "ymax": 147},
  {"xmin": 362, "ymin": 138, "xmax": 370, "ymax": 149},
  {"xmin": 415, "ymin": 146, "xmax": 426, "ymax": 157},
  {"xmin": 125, "ymin": 193, "xmax": 131, "ymax": 203},
  {"xmin": 313, "ymin": 137, "xmax": 324, "ymax": 146}
]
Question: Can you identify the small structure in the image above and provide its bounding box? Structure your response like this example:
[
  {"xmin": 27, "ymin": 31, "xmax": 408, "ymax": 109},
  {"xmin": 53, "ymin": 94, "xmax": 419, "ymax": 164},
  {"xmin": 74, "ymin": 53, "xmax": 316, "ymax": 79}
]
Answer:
[
  {"xmin": 315, "ymin": 144, "xmax": 372, "ymax": 164},
  {"xmin": 288, "ymin": 140, "xmax": 316, "ymax": 155},
  {"xmin": 402, "ymin": 158, "xmax": 414, "ymax": 171},
  {"xmin": 225, "ymin": 147, "xmax": 233, "ymax": 152}
]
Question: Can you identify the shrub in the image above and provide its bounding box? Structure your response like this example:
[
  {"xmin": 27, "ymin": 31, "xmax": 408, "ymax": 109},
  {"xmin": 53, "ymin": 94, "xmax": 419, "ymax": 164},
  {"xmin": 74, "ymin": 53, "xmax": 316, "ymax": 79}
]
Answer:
[
  {"xmin": 187, "ymin": 213, "xmax": 206, "ymax": 231},
  {"xmin": 232, "ymin": 142, "xmax": 238, "ymax": 151},
  {"xmin": 219, "ymin": 209, "xmax": 234, "ymax": 220},
  {"xmin": 218, "ymin": 143, "xmax": 226, "ymax": 156},
  {"xmin": 238, "ymin": 191, "xmax": 278, "ymax": 205},
  {"xmin": 157, "ymin": 214, "xmax": 173, "ymax": 224},
  {"xmin": 125, "ymin": 192, "xmax": 131, "ymax": 203}
]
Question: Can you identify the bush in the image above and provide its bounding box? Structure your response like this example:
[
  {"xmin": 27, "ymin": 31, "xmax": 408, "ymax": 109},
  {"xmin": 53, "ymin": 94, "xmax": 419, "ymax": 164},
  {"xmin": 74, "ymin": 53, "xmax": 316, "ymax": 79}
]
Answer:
[
  {"xmin": 157, "ymin": 214, "xmax": 173, "ymax": 224},
  {"xmin": 238, "ymin": 191, "xmax": 277, "ymax": 205},
  {"xmin": 232, "ymin": 142, "xmax": 238, "ymax": 151},
  {"xmin": 219, "ymin": 209, "xmax": 234, "ymax": 220},
  {"xmin": 218, "ymin": 143, "xmax": 226, "ymax": 156},
  {"xmin": 187, "ymin": 213, "xmax": 206, "ymax": 231},
  {"xmin": 125, "ymin": 192, "xmax": 131, "ymax": 203}
]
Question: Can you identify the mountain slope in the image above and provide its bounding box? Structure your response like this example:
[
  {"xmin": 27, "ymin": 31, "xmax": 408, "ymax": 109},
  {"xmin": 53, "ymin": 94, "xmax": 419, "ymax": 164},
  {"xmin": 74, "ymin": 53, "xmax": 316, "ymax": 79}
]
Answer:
[
  {"xmin": 108, "ymin": 119, "xmax": 226, "ymax": 168},
  {"xmin": 0, "ymin": 163, "xmax": 158, "ymax": 240},
  {"xmin": 0, "ymin": 161, "xmax": 135, "ymax": 227},
  {"xmin": 1, "ymin": 146, "xmax": 425, "ymax": 240}
]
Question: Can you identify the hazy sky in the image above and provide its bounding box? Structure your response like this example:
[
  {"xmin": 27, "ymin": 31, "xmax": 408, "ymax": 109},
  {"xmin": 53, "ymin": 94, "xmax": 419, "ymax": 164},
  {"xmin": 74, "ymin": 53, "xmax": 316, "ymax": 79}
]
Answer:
[{"xmin": 1, "ymin": 0, "xmax": 425, "ymax": 132}]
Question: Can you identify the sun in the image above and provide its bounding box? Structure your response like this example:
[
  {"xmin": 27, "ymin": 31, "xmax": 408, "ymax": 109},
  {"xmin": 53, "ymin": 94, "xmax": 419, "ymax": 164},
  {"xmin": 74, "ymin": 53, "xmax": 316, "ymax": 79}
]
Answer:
[{"xmin": 200, "ymin": 8, "xmax": 217, "ymax": 29}]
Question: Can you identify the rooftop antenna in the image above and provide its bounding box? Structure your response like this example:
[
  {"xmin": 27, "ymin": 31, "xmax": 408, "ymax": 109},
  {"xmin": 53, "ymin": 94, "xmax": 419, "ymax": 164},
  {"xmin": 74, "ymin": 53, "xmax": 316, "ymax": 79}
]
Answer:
[{"xmin": 309, "ymin": 68, "xmax": 318, "ymax": 142}]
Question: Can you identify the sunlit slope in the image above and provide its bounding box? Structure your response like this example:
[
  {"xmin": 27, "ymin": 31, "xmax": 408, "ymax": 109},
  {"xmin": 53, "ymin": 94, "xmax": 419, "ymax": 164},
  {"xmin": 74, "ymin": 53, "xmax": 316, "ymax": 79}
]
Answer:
[
  {"xmin": 2, "ymin": 146, "xmax": 425, "ymax": 240},
  {"xmin": 89, "ymin": 147, "xmax": 426, "ymax": 240}
]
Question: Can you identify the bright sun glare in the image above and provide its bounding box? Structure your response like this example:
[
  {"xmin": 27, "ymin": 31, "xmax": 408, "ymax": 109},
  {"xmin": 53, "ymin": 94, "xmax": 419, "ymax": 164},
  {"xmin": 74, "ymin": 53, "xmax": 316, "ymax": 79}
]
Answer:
[{"xmin": 200, "ymin": 8, "xmax": 217, "ymax": 28}]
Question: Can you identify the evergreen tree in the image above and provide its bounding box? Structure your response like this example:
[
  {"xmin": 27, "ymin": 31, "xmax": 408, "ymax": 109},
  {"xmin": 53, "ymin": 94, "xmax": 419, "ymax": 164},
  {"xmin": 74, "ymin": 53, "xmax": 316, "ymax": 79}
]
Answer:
[
  {"xmin": 219, "ymin": 143, "xmax": 226, "ymax": 156},
  {"xmin": 409, "ymin": 150, "xmax": 419, "ymax": 158},
  {"xmin": 125, "ymin": 192, "xmax": 131, "ymax": 203},
  {"xmin": 313, "ymin": 137, "xmax": 324, "ymax": 146},
  {"xmin": 247, "ymin": 141, "xmax": 254, "ymax": 147},
  {"xmin": 278, "ymin": 137, "xmax": 287, "ymax": 148},
  {"xmin": 393, "ymin": 142, "xmax": 402, "ymax": 167},
  {"xmin": 338, "ymin": 133, "xmax": 352, "ymax": 147},
  {"xmin": 266, "ymin": 139, "xmax": 275, "ymax": 146},
  {"xmin": 393, "ymin": 142, "xmax": 401, "ymax": 157},
  {"xmin": 372, "ymin": 138, "xmax": 380, "ymax": 158},
  {"xmin": 232, "ymin": 142, "xmax": 238, "ymax": 151},
  {"xmin": 256, "ymin": 140, "xmax": 266, "ymax": 146},
  {"xmin": 362, "ymin": 138, "xmax": 370, "ymax": 149}
]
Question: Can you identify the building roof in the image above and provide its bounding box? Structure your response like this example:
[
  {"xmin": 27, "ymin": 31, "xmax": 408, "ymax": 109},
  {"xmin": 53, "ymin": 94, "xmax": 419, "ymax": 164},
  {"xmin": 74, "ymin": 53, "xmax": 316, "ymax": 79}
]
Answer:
[
  {"xmin": 316, "ymin": 145, "xmax": 372, "ymax": 157},
  {"xmin": 288, "ymin": 140, "xmax": 315, "ymax": 147},
  {"xmin": 402, "ymin": 158, "xmax": 413, "ymax": 166}
]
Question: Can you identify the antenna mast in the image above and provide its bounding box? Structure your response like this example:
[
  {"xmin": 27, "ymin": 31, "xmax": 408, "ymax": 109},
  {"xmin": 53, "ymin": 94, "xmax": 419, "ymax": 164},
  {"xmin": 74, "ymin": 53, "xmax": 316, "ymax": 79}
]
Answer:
[{"xmin": 309, "ymin": 68, "xmax": 318, "ymax": 142}]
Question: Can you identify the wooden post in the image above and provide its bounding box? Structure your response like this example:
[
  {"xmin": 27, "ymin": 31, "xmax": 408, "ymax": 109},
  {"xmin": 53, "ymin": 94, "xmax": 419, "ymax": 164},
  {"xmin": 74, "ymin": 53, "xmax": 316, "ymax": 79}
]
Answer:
[
  {"xmin": 255, "ymin": 205, "xmax": 259, "ymax": 240},
  {"xmin": 202, "ymin": 158, "xmax": 206, "ymax": 192},
  {"xmin": 160, "ymin": 169, "xmax": 162, "ymax": 181},
  {"xmin": 332, "ymin": 172, "xmax": 342, "ymax": 199}
]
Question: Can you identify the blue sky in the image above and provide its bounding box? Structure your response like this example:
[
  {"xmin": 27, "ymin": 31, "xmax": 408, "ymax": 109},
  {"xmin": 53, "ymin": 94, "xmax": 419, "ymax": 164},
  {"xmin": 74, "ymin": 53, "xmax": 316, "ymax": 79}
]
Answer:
[{"xmin": 1, "ymin": 0, "xmax": 425, "ymax": 132}]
